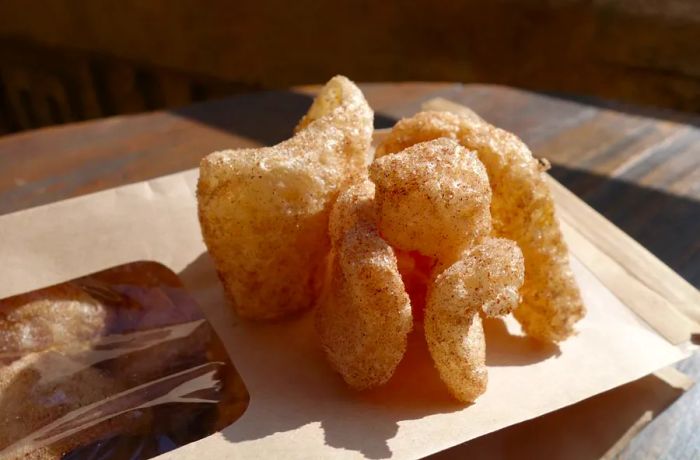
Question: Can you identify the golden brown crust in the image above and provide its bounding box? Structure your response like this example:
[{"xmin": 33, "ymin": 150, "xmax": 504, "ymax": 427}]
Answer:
[
  {"xmin": 316, "ymin": 181, "xmax": 413, "ymax": 389},
  {"xmin": 320, "ymin": 140, "xmax": 526, "ymax": 401},
  {"xmin": 197, "ymin": 76, "xmax": 373, "ymax": 320},
  {"xmin": 425, "ymin": 238, "xmax": 524, "ymax": 402},
  {"xmin": 377, "ymin": 111, "xmax": 585, "ymax": 342},
  {"xmin": 425, "ymin": 308, "xmax": 486, "ymax": 403},
  {"xmin": 369, "ymin": 138, "xmax": 492, "ymax": 263}
]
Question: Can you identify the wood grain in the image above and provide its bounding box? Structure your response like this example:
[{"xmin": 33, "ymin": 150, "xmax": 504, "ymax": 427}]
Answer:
[
  {"xmin": 623, "ymin": 350, "xmax": 700, "ymax": 459},
  {"xmin": 0, "ymin": 83, "xmax": 450, "ymax": 214},
  {"xmin": 0, "ymin": 82, "xmax": 698, "ymax": 458},
  {"xmin": 2, "ymin": 0, "xmax": 699, "ymax": 131}
]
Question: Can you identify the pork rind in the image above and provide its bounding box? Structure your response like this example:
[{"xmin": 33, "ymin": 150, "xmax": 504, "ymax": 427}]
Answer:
[
  {"xmin": 318, "ymin": 139, "xmax": 525, "ymax": 402},
  {"xmin": 0, "ymin": 351, "xmax": 148, "ymax": 459},
  {"xmin": 377, "ymin": 111, "xmax": 585, "ymax": 342},
  {"xmin": 316, "ymin": 180, "xmax": 412, "ymax": 389},
  {"xmin": 198, "ymin": 76, "xmax": 373, "ymax": 320},
  {"xmin": 425, "ymin": 238, "xmax": 524, "ymax": 402},
  {"xmin": 369, "ymin": 137, "xmax": 492, "ymax": 263}
]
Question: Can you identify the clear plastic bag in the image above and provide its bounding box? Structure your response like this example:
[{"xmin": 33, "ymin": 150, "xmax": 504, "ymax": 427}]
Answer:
[{"xmin": 0, "ymin": 261, "xmax": 249, "ymax": 459}]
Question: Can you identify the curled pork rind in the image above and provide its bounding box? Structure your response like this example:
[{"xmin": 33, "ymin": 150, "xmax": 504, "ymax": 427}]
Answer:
[
  {"xmin": 316, "ymin": 180, "xmax": 412, "ymax": 389},
  {"xmin": 197, "ymin": 76, "xmax": 373, "ymax": 320},
  {"xmin": 369, "ymin": 137, "xmax": 492, "ymax": 263},
  {"xmin": 377, "ymin": 111, "xmax": 585, "ymax": 342},
  {"xmin": 425, "ymin": 238, "xmax": 524, "ymax": 402},
  {"xmin": 318, "ymin": 139, "xmax": 525, "ymax": 402}
]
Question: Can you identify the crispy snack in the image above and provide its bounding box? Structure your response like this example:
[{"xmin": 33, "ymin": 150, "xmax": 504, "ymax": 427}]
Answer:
[
  {"xmin": 369, "ymin": 138, "xmax": 492, "ymax": 263},
  {"xmin": 198, "ymin": 76, "xmax": 373, "ymax": 319},
  {"xmin": 425, "ymin": 238, "xmax": 524, "ymax": 402},
  {"xmin": 316, "ymin": 180, "xmax": 412, "ymax": 389},
  {"xmin": 376, "ymin": 111, "xmax": 585, "ymax": 342},
  {"xmin": 318, "ymin": 140, "xmax": 524, "ymax": 402}
]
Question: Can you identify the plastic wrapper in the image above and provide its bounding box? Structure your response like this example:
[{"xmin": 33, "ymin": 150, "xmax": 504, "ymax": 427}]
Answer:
[{"xmin": 0, "ymin": 261, "xmax": 249, "ymax": 460}]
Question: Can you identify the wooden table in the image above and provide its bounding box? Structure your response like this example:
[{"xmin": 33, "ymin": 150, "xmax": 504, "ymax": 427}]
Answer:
[{"xmin": 0, "ymin": 83, "xmax": 698, "ymax": 458}]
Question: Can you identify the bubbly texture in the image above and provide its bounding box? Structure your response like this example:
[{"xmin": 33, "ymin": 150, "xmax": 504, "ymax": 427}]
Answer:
[
  {"xmin": 197, "ymin": 76, "xmax": 373, "ymax": 319},
  {"xmin": 197, "ymin": 81, "xmax": 583, "ymax": 402},
  {"xmin": 425, "ymin": 238, "xmax": 524, "ymax": 402},
  {"xmin": 369, "ymin": 138, "xmax": 492, "ymax": 263},
  {"xmin": 317, "ymin": 140, "xmax": 525, "ymax": 402},
  {"xmin": 377, "ymin": 111, "xmax": 585, "ymax": 342},
  {"xmin": 316, "ymin": 180, "xmax": 412, "ymax": 389}
]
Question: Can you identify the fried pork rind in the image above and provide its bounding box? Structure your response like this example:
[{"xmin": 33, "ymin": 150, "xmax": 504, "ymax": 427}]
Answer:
[
  {"xmin": 394, "ymin": 248, "xmax": 433, "ymax": 322},
  {"xmin": 425, "ymin": 238, "xmax": 524, "ymax": 402},
  {"xmin": 377, "ymin": 111, "xmax": 585, "ymax": 342},
  {"xmin": 369, "ymin": 138, "xmax": 492, "ymax": 263},
  {"xmin": 316, "ymin": 180, "xmax": 413, "ymax": 389},
  {"xmin": 198, "ymin": 76, "xmax": 373, "ymax": 320},
  {"xmin": 318, "ymin": 140, "xmax": 524, "ymax": 402}
]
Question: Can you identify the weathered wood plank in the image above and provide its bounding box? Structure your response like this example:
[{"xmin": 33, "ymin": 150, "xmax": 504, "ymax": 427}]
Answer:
[{"xmin": 0, "ymin": 83, "xmax": 451, "ymax": 214}]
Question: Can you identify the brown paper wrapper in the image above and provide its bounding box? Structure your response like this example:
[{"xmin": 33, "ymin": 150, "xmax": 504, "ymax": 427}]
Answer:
[{"xmin": 430, "ymin": 368, "xmax": 693, "ymax": 459}]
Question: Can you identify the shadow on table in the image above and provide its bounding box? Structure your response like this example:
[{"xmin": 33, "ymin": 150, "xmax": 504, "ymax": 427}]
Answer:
[
  {"xmin": 550, "ymin": 164, "xmax": 700, "ymax": 289},
  {"xmin": 536, "ymin": 91, "xmax": 700, "ymax": 128},
  {"xmin": 171, "ymin": 90, "xmax": 397, "ymax": 146}
]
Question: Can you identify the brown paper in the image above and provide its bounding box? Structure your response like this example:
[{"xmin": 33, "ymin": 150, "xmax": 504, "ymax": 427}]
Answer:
[
  {"xmin": 429, "ymin": 368, "xmax": 693, "ymax": 460},
  {"xmin": 0, "ymin": 169, "xmax": 693, "ymax": 459}
]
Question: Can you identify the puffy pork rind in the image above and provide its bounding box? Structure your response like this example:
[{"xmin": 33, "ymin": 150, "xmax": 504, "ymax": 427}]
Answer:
[
  {"xmin": 318, "ymin": 140, "xmax": 524, "ymax": 402},
  {"xmin": 369, "ymin": 138, "xmax": 492, "ymax": 263},
  {"xmin": 425, "ymin": 238, "xmax": 525, "ymax": 402},
  {"xmin": 198, "ymin": 76, "xmax": 373, "ymax": 320},
  {"xmin": 316, "ymin": 180, "xmax": 413, "ymax": 389},
  {"xmin": 377, "ymin": 111, "xmax": 585, "ymax": 342}
]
